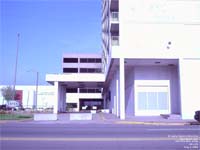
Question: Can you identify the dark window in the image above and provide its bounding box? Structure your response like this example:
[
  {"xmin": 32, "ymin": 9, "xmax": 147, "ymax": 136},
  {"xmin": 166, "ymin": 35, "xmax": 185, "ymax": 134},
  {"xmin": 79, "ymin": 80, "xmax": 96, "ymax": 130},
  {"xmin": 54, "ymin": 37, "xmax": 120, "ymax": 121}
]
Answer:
[
  {"xmin": 88, "ymin": 68, "xmax": 95, "ymax": 73},
  {"xmin": 80, "ymin": 88, "xmax": 87, "ymax": 93},
  {"xmin": 80, "ymin": 88, "xmax": 102, "ymax": 93},
  {"xmin": 96, "ymin": 68, "xmax": 102, "ymax": 73},
  {"xmin": 88, "ymin": 89, "xmax": 96, "ymax": 93},
  {"xmin": 66, "ymin": 103, "xmax": 77, "ymax": 108},
  {"xmin": 66, "ymin": 88, "xmax": 77, "ymax": 93},
  {"xmin": 63, "ymin": 68, "xmax": 78, "ymax": 73},
  {"xmin": 96, "ymin": 88, "xmax": 102, "ymax": 93},
  {"xmin": 96, "ymin": 59, "xmax": 102, "ymax": 63},
  {"xmin": 80, "ymin": 58, "xmax": 88, "ymax": 63},
  {"xmin": 80, "ymin": 58, "xmax": 102, "ymax": 63},
  {"xmin": 88, "ymin": 59, "xmax": 96, "ymax": 63},
  {"xmin": 80, "ymin": 68, "xmax": 101, "ymax": 73},
  {"xmin": 63, "ymin": 58, "xmax": 78, "ymax": 63},
  {"xmin": 80, "ymin": 68, "xmax": 87, "ymax": 73}
]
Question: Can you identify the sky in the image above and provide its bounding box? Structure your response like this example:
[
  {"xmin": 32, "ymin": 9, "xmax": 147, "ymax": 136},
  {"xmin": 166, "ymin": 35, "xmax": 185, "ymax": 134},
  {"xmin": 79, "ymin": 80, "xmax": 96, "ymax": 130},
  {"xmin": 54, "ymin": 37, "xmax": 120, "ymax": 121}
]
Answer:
[{"xmin": 0, "ymin": 0, "xmax": 101, "ymax": 85}]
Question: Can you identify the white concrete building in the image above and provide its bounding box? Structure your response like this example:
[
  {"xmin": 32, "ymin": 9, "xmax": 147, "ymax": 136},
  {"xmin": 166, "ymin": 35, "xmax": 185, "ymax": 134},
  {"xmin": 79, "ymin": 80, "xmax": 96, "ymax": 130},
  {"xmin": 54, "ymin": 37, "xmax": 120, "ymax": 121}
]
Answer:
[
  {"xmin": 0, "ymin": 85, "xmax": 55, "ymax": 109},
  {"xmin": 46, "ymin": 54, "xmax": 104, "ymax": 113},
  {"xmin": 46, "ymin": 0, "xmax": 200, "ymax": 120},
  {"xmin": 101, "ymin": 0, "xmax": 200, "ymax": 119}
]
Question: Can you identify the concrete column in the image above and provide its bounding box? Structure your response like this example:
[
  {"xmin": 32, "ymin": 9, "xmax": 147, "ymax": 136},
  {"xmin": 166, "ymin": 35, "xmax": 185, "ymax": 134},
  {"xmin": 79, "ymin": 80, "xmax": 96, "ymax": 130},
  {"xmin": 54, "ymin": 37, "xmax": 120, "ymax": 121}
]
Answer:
[
  {"xmin": 116, "ymin": 79, "xmax": 119, "ymax": 117},
  {"xmin": 114, "ymin": 96, "xmax": 116, "ymax": 115},
  {"xmin": 60, "ymin": 86, "xmax": 65, "ymax": 112},
  {"xmin": 103, "ymin": 93, "xmax": 106, "ymax": 109},
  {"xmin": 63, "ymin": 87, "xmax": 66, "ymax": 112},
  {"xmin": 179, "ymin": 58, "xmax": 200, "ymax": 119},
  {"xmin": 53, "ymin": 82, "xmax": 59, "ymax": 114},
  {"xmin": 119, "ymin": 58, "xmax": 125, "ymax": 120}
]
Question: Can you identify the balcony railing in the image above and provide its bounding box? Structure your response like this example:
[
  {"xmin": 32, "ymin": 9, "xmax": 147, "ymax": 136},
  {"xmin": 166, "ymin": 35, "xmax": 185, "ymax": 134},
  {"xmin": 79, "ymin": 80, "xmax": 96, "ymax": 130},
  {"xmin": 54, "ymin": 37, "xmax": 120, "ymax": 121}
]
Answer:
[
  {"xmin": 111, "ymin": 36, "xmax": 119, "ymax": 46},
  {"xmin": 110, "ymin": 12, "xmax": 119, "ymax": 21}
]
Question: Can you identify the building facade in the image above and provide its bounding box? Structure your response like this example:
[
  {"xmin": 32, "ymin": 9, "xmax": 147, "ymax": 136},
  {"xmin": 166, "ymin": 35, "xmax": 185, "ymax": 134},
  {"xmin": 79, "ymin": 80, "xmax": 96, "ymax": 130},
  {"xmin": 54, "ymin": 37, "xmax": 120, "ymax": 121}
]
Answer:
[
  {"xmin": 46, "ymin": 0, "xmax": 200, "ymax": 120},
  {"xmin": 101, "ymin": 0, "xmax": 200, "ymax": 119},
  {"xmin": 0, "ymin": 85, "xmax": 55, "ymax": 109},
  {"xmin": 46, "ymin": 54, "xmax": 104, "ymax": 113}
]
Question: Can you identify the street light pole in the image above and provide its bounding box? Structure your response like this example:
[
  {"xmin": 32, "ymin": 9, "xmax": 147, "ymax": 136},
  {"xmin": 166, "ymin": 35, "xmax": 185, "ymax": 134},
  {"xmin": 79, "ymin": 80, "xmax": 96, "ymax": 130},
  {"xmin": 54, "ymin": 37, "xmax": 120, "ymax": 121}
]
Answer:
[{"xmin": 13, "ymin": 33, "xmax": 20, "ymax": 100}]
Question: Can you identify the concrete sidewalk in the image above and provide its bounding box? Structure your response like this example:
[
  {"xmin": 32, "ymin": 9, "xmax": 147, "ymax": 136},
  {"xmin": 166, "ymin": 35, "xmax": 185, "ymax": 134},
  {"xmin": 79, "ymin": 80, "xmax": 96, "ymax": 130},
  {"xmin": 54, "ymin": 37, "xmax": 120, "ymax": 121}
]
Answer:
[
  {"xmin": 99, "ymin": 113, "xmax": 199, "ymax": 125},
  {"xmin": 2, "ymin": 113, "xmax": 198, "ymax": 125},
  {"xmin": 55, "ymin": 113, "xmax": 199, "ymax": 125}
]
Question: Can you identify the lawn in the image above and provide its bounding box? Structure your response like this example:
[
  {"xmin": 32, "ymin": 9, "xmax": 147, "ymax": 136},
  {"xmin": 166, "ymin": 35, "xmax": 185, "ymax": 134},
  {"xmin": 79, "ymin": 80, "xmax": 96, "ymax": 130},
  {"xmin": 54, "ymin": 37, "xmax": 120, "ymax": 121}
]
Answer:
[{"xmin": 0, "ymin": 113, "xmax": 33, "ymax": 120}]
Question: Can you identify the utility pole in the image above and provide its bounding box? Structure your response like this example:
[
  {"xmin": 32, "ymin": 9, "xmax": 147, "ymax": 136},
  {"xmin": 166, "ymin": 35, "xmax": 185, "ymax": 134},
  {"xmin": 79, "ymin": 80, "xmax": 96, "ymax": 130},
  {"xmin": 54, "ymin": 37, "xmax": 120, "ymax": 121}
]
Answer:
[{"xmin": 13, "ymin": 33, "xmax": 20, "ymax": 100}]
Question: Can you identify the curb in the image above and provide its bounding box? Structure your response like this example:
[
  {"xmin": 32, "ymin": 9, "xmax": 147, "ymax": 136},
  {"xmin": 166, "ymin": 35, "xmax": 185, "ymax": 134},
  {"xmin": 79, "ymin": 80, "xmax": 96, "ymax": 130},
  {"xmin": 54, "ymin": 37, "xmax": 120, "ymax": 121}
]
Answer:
[
  {"xmin": 115, "ymin": 121, "xmax": 190, "ymax": 126},
  {"xmin": 0, "ymin": 118, "xmax": 33, "ymax": 123},
  {"xmin": 0, "ymin": 120, "xmax": 7, "ymax": 124}
]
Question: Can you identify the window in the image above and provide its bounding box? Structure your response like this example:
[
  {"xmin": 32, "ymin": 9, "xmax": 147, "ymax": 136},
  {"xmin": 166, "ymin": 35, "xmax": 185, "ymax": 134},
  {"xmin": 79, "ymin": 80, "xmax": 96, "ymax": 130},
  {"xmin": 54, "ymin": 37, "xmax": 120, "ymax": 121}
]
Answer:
[
  {"xmin": 80, "ymin": 68, "xmax": 102, "ymax": 73},
  {"xmin": 96, "ymin": 59, "xmax": 102, "ymax": 63},
  {"xmin": 88, "ymin": 68, "xmax": 95, "ymax": 73},
  {"xmin": 63, "ymin": 58, "xmax": 78, "ymax": 63},
  {"xmin": 79, "ymin": 88, "xmax": 87, "ymax": 93},
  {"xmin": 80, "ymin": 58, "xmax": 102, "ymax": 63},
  {"xmin": 80, "ymin": 68, "xmax": 87, "ymax": 73},
  {"xmin": 137, "ymin": 92, "xmax": 169, "ymax": 110},
  {"xmin": 66, "ymin": 103, "xmax": 77, "ymax": 108},
  {"xmin": 80, "ymin": 58, "xmax": 87, "ymax": 63},
  {"xmin": 88, "ymin": 59, "xmax": 96, "ymax": 63},
  {"xmin": 111, "ymin": 36, "xmax": 119, "ymax": 45},
  {"xmin": 79, "ymin": 88, "xmax": 102, "ymax": 93},
  {"xmin": 63, "ymin": 68, "xmax": 78, "ymax": 73},
  {"xmin": 66, "ymin": 88, "xmax": 77, "ymax": 93},
  {"xmin": 135, "ymin": 80, "xmax": 170, "ymax": 116}
]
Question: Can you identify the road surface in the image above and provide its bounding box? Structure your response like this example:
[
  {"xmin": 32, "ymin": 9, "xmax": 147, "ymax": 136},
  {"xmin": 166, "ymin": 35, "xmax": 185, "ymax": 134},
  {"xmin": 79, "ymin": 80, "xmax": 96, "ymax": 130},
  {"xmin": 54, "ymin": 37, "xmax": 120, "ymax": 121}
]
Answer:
[{"xmin": 0, "ymin": 122, "xmax": 200, "ymax": 150}]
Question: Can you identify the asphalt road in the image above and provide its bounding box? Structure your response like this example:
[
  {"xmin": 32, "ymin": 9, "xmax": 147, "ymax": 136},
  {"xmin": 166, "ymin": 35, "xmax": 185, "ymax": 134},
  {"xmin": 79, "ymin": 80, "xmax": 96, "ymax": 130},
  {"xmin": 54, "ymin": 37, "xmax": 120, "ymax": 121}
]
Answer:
[{"xmin": 0, "ymin": 122, "xmax": 200, "ymax": 150}]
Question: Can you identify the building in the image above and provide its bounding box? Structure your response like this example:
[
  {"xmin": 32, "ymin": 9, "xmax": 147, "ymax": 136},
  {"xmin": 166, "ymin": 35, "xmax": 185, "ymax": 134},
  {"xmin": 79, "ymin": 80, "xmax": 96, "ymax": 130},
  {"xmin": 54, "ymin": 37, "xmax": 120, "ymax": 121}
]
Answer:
[
  {"xmin": 0, "ymin": 85, "xmax": 55, "ymax": 109},
  {"xmin": 46, "ymin": 0, "xmax": 200, "ymax": 120},
  {"xmin": 101, "ymin": 0, "xmax": 200, "ymax": 119},
  {"xmin": 46, "ymin": 53, "xmax": 105, "ymax": 113}
]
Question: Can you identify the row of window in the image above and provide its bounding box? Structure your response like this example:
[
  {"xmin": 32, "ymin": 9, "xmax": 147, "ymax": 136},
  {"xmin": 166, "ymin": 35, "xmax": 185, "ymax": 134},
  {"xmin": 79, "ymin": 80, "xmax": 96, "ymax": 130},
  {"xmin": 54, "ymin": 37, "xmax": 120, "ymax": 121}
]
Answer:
[
  {"xmin": 66, "ymin": 88, "xmax": 102, "ymax": 93},
  {"xmin": 63, "ymin": 58, "xmax": 102, "ymax": 63},
  {"xmin": 63, "ymin": 68, "xmax": 102, "ymax": 73}
]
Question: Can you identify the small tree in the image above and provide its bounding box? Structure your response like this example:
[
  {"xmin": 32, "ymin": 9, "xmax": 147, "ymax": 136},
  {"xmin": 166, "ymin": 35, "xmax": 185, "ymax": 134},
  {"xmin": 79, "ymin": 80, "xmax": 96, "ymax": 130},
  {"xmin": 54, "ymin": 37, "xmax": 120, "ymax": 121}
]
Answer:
[{"xmin": 1, "ymin": 86, "xmax": 15, "ymax": 103}]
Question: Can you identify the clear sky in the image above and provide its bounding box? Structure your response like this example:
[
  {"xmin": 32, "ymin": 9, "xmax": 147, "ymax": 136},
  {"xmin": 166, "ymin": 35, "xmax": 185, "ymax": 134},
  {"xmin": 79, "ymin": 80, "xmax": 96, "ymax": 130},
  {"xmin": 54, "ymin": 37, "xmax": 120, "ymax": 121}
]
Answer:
[{"xmin": 0, "ymin": 0, "xmax": 101, "ymax": 85}]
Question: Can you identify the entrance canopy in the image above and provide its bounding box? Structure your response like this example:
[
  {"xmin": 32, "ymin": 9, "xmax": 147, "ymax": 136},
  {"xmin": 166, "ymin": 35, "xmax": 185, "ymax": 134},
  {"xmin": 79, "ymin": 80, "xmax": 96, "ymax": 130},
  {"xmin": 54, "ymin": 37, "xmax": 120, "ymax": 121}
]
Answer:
[{"xmin": 46, "ymin": 73, "xmax": 105, "ymax": 87}]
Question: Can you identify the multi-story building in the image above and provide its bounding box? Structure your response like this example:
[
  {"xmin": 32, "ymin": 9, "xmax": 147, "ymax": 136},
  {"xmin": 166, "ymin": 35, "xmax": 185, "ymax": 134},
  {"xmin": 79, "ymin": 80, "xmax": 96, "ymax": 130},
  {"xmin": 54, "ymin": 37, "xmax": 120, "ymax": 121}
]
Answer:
[
  {"xmin": 46, "ymin": 54, "xmax": 104, "ymax": 113},
  {"xmin": 102, "ymin": 0, "xmax": 200, "ymax": 119},
  {"xmin": 46, "ymin": 0, "xmax": 200, "ymax": 120},
  {"xmin": 62, "ymin": 54, "xmax": 103, "ymax": 112}
]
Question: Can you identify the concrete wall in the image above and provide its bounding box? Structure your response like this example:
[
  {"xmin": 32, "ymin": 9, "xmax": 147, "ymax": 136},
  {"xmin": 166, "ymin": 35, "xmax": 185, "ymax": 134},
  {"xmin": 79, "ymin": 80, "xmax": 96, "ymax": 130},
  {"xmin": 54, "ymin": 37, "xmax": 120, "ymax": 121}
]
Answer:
[
  {"xmin": 108, "ymin": 69, "xmax": 119, "ymax": 116},
  {"xmin": 125, "ymin": 67, "xmax": 135, "ymax": 116},
  {"xmin": 117, "ymin": 0, "xmax": 200, "ymax": 59},
  {"xmin": 179, "ymin": 58, "xmax": 200, "ymax": 119},
  {"xmin": 109, "ymin": 70, "xmax": 117, "ymax": 113}
]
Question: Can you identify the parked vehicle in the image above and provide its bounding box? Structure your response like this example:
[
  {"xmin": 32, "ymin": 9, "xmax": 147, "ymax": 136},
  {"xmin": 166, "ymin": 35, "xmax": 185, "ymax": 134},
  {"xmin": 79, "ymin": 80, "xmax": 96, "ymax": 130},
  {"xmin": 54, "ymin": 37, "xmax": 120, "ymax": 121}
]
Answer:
[
  {"xmin": 0, "ymin": 104, "xmax": 12, "ymax": 111},
  {"xmin": 194, "ymin": 110, "xmax": 200, "ymax": 122}
]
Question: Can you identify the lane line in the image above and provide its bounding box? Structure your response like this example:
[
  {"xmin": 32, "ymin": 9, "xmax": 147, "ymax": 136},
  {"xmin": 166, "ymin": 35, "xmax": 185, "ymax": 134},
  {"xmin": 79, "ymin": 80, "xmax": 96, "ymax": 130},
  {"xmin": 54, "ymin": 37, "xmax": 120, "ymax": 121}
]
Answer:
[
  {"xmin": 148, "ymin": 128, "xmax": 200, "ymax": 131},
  {"xmin": 1, "ymin": 137, "xmax": 199, "ymax": 142}
]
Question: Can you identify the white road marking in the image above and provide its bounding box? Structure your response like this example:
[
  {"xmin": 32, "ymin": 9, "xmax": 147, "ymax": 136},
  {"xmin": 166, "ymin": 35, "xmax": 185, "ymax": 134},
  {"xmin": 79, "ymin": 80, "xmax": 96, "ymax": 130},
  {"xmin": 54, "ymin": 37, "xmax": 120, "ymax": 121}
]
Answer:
[{"xmin": 147, "ymin": 128, "xmax": 200, "ymax": 131}]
